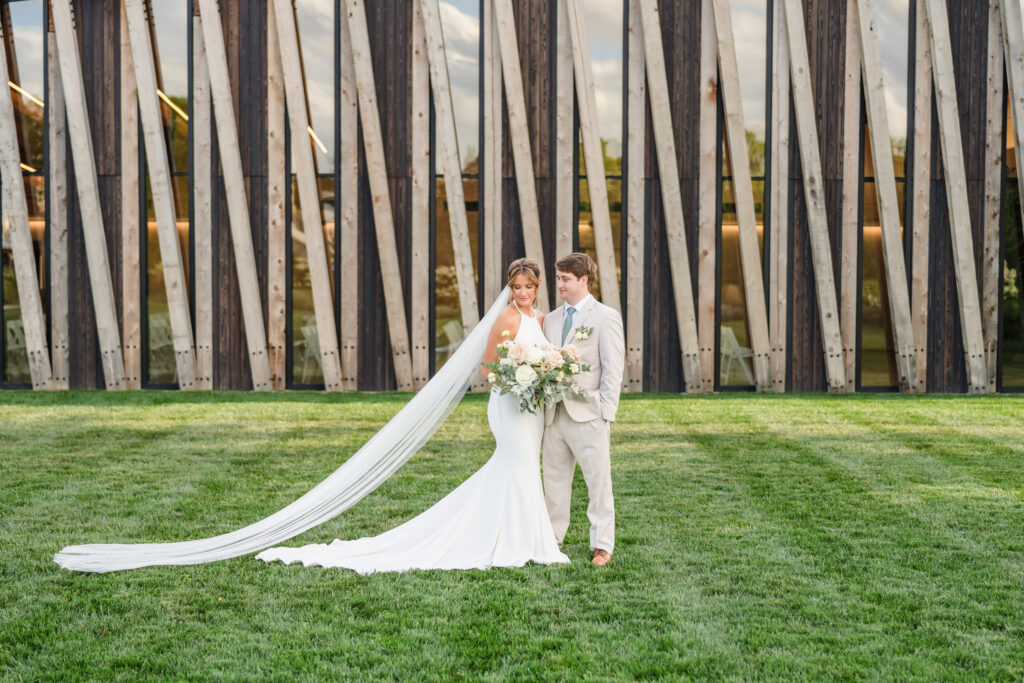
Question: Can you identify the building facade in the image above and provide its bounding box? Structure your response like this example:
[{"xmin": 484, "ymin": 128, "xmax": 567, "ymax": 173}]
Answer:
[{"xmin": 0, "ymin": 0, "xmax": 1021, "ymax": 393}]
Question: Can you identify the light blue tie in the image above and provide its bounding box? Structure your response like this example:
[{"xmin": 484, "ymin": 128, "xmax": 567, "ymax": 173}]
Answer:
[{"xmin": 560, "ymin": 306, "xmax": 576, "ymax": 345}]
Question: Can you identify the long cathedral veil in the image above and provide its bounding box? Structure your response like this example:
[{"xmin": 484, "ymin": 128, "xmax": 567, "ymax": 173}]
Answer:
[{"xmin": 55, "ymin": 286, "xmax": 513, "ymax": 572}]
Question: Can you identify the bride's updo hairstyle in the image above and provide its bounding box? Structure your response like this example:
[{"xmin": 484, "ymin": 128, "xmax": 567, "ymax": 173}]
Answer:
[{"xmin": 506, "ymin": 258, "xmax": 542, "ymax": 307}]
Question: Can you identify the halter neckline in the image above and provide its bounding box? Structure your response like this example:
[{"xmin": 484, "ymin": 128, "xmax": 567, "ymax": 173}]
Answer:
[{"xmin": 512, "ymin": 300, "xmax": 536, "ymax": 319}]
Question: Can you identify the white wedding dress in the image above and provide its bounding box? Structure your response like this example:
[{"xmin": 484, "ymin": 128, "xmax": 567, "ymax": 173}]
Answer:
[{"xmin": 255, "ymin": 305, "xmax": 570, "ymax": 574}]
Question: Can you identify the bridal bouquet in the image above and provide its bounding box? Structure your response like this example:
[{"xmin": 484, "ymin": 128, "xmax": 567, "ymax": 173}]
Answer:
[{"xmin": 482, "ymin": 331, "xmax": 590, "ymax": 414}]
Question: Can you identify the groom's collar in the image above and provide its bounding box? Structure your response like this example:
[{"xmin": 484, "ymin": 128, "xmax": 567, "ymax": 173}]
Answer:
[{"xmin": 565, "ymin": 293, "xmax": 595, "ymax": 312}]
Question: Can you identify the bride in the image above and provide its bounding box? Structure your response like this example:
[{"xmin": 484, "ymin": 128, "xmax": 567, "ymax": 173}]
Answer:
[
  {"xmin": 55, "ymin": 259, "xmax": 569, "ymax": 573},
  {"xmin": 256, "ymin": 258, "xmax": 569, "ymax": 572}
]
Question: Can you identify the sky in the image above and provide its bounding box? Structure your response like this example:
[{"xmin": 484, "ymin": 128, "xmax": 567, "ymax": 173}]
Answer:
[{"xmin": 6, "ymin": 1, "xmax": 44, "ymax": 102}]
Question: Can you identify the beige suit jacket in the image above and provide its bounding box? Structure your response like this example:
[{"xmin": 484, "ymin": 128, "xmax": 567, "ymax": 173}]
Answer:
[{"xmin": 543, "ymin": 295, "xmax": 625, "ymax": 426}]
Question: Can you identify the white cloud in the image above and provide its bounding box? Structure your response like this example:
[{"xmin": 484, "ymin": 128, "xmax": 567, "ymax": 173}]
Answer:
[
  {"xmin": 440, "ymin": 1, "xmax": 481, "ymax": 164},
  {"xmin": 590, "ymin": 57, "xmax": 623, "ymax": 145},
  {"xmin": 730, "ymin": 1, "xmax": 769, "ymax": 138},
  {"xmin": 872, "ymin": 0, "xmax": 910, "ymax": 141},
  {"xmin": 295, "ymin": 1, "xmax": 340, "ymax": 171},
  {"xmin": 582, "ymin": 0, "xmax": 624, "ymax": 62},
  {"xmin": 151, "ymin": 2, "xmax": 189, "ymax": 98}
]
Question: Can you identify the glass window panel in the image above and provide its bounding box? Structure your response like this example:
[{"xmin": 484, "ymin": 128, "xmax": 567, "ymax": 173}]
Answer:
[
  {"xmin": 719, "ymin": 2, "xmax": 766, "ymax": 388},
  {"xmin": 1002, "ymin": 100, "xmax": 1024, "ymax": 387},
  {"xmin": 144, "ymin": 176, "xmax": 191, "ymax": 385},
  {"xmin": 321, "ymin": 175, "xmax": 336, "ymax": 291},
  {"xmin": 287, "ymin": 1, "xmax": 335, "ymax": 387},
  {"xmin": 295, "ymin": 0, "xmax": 336, "ymax": 173},
  {"xmin": 720, "ymin": 177, "xmax": 764, "ymax": 388},
  {"xmin": 290, "ymin": 175, "xmax": 326, "ymax": 385},
  {"xmin": 729, "ymin": 0, "xmax": 767, "ymax": 178},
  {"xmin": 577, "ymin": 177, "xmax": 622, "ymax": 303},
  {"xmin": 860, "ymin": 133, "xmax": 901, "ymax": 387},
  {"xmin": 143, "ymin": 3, "xmax": 189, "ymax": 385},
  {"xmin": 872, "ymin": 0, "xmax": 909, "ymax": 177},
  {"xmin": 7, "ymin": 1, "xmax": 44, "ymax": 171},
  {"xmin": 582, "ymin": 0, "xmax": 623, "ymax": 176},
  {"xmin": 151, "ymin": 1, "xmax": 189, "ymax": 174},
  {"xmin": 440, "ymin": 0, "xmax": 480, "ymax": 168},
  {"xmin": 3, "ymin": 1, "xmax": 44, "ymax": 385},
  {"xmin": 857, "ymin": 2, "xmax": 907, "ymax": 389},
  {"xmin": 434, "ymin": 1, "xmax": 480, "ymax": 373},
  {"xmin": 435, "ymin": 177, "xmax": 480, "ymax": 371},
  {"xmin": 577, "ymin": 1, "xmax": 623, "ymax": 301}
]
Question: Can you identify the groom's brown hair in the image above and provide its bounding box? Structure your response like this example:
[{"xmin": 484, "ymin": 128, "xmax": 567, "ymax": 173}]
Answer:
[{"xmin": 555, "ymin": 252, "xmax": 597, "ymax": 291}]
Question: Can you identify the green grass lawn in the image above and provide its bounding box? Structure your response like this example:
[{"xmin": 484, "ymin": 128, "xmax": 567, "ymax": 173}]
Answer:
[{"xmin": 2, "ymin": 392, "xmax": 1023, "ymax": 680}]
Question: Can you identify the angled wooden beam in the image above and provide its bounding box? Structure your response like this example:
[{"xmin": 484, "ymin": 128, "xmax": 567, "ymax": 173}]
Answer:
[
  {"xmin": 0, "ymin": 22, "xmax": 50, "ymax": 389},
  {"xmin": 911, "ymin": 0, "xmax": 932, "ymax": 391},
  {"xmin": 923, "ymin": 0, "xmax": 988, "ymax": 393},
  {"xmin": 779, "ymin": 0, "xmax": 847, "ymax": 392},
  {"xmin": 853, "ymin": 0, "xmax": 918, "ymax": 392},
  {"xmin": 624, "ymin": 0, "xmax": 645, "ymax": 392},
  {"xmin": 769, "ymin": 0, "xmax": 790, "ymax": 392},
  {"xmin": 555, "ymin": 0, "xmax": 573, "ymax": 266},
  {"xmin": 47, "ymin": 20, "xmax": 69, "ymax": 390},
  {"xmin": 196, "ymin": 0, "xmax": 272, "ymax": 391},
  {"xmin": 840, "ymin": 0, "xmax": 859, "ymax": 393},
  {"xmin": 698, "ymin": 0, "xmax": 718, "ymax": 391},
  {"xmin": 338, "ymin": 8, "xmax": 359, "ymax": 390},
  {"xmin": 712, "ymin": 0, "xmax": 772, "ymax": 389},
  {"xmin": 982, "ymin": 0, "xmax": 1003, "ymax": 391},
  {"xmin": 51, "ymin": 0, "xmax": 124, "ymax": 390},
  {"xmin": 119, "ymin": 0, "xmax": 140, "ymax": 390},
  {"xmin": 492, "ymin": 0, "xmax": 550, "ymax": 311},
  {"xmin": 638, "ymin": 0, "xmax": 703, "ymax": 392},
  {"xmin": 411, "ymin": 0, "xmax": 430, "ymax": 389},
  {"xmin": 482, "ymin": 0, "xmax": 503, "ymax": 305},
  {"xmin": 265, "ymin": 1, "xmax": 285, "ymax": 391},
  {"xmin": 565, "ymin": 0, "xmax": 620, "ymax": 312},
  {"xmin": 419, "ymin": 0, "xmax": 480, "ymax": 333},
  {"xmin": 1, "ymin": 7, "xmax": 32, "ymax": 217},
  {"xmin": 124, "ymin": 0, "xmax": 197, "ymax": 390},
  {"xmin": 271, "ymin": 0, "xmax": 342, "ymax": 392},
  {"xmin": 342, "ymin": 0, "xmax": 414, "ymax": 390}
]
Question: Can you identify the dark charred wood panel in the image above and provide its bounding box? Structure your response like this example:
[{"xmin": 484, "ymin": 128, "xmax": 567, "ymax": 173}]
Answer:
[
  {"xmin": 641, "ymin": 0, "xmax": 702, "ymax": 392},
  {"xmin": 356, "ymin": 0, "xmax": 413, "ymax": 390},
  {"xmin": 66, "ymin": 0, "xmax": 121, "ymax": 389},
  {"xmin": 786, "ymin": 0, "xmax": 847, "ymax": 391}
]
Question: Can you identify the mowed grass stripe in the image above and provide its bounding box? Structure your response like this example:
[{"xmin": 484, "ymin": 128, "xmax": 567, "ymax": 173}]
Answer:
[{"xmin": 1, "ymin": 392, "xmax": 1022, "ymax": 679}]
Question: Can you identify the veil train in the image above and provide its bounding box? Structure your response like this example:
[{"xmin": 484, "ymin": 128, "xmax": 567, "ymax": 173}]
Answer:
[{"xmin": 54, "ymin": 286, "xmax": 513, "ymax": 573}]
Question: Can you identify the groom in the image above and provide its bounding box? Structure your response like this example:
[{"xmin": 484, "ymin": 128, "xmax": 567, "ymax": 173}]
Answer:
[{"xmin": 542, "ymin": 252, "xmax": 624, "ymax": 567}]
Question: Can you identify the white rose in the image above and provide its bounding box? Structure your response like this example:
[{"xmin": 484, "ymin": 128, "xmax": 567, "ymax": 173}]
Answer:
[
  {"xmin": 500, "ymin": 357, "xmax": 514, "ymax": 367},
  {"xmin": 515, "ymin": 364, "xmax": 538, "ymax": 387},
  {"xmin": 487, "ymin": 372, "xmax": 496, "ymax": 383},
  {"xmin": 526, "ymin": 345, "xmax": 545, "ymax": 364},
  {"xmin": 569, "ymin": 363, "xmax": 580, "ymax": 374}
]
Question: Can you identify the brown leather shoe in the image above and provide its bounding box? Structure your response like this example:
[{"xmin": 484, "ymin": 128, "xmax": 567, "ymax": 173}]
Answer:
[{"xmin": 592, "ymin": 549, "xmax": 611, "ymax": 567}]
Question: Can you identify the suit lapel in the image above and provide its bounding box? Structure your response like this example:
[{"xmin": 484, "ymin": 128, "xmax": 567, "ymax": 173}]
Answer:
[{"xmin": 568, "ymin": 297, "xmax": 598, "ymax": 343}]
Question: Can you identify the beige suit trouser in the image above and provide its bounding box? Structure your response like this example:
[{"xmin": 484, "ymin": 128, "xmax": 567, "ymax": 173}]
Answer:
[{"xmin": 542, "ymin": 402, "xmax": 614, "ymax": 553}]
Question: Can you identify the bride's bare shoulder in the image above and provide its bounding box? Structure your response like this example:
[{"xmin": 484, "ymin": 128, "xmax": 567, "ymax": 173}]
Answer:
[{"xmin": 489, "ymin": 305, "xmax": 520, "ymax": 337}]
